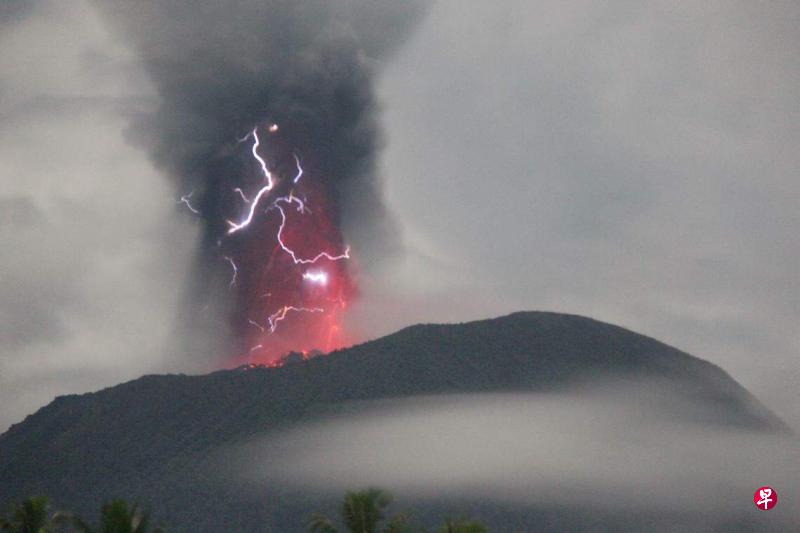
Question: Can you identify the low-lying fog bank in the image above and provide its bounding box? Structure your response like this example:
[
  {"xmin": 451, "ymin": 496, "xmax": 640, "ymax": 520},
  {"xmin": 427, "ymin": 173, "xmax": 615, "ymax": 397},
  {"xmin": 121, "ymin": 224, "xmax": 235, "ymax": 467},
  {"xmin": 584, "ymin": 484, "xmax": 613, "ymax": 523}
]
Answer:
[{"xmin": 230, "ymin": 384, "xmax": 798, "ymax": 530}]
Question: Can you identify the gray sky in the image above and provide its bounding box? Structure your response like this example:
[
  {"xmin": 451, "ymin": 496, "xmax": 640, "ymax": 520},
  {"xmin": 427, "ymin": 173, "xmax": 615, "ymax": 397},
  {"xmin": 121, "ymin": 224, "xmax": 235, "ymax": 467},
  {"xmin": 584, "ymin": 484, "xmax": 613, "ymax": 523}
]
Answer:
[
  {"xmin": 0, "ymin": 1, "xmax": 195, "ymax": 430},
  {"xmin": 1, "ymin": 0, "xmax": 798, "ymax": 430},
  {"xmin": 353, "ymin": 0, "xmax": 800, "ymax": 427}
]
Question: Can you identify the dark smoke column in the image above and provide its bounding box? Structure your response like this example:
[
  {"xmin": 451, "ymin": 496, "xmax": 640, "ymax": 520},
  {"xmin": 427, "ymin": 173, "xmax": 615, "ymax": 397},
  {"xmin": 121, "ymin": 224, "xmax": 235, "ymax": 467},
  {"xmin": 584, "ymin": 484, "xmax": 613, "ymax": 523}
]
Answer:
[{"xmin": 94, "ymin": 0, "xmax": 427, "ymax": 364}]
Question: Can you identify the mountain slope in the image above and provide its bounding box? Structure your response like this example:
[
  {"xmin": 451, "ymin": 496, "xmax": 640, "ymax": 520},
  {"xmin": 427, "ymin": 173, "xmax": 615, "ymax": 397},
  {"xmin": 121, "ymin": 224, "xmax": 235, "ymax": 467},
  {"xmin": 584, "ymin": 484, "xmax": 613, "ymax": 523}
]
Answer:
[{"xmin": 0, "ymin": 312, "xmax": 787, "ymax": 531}]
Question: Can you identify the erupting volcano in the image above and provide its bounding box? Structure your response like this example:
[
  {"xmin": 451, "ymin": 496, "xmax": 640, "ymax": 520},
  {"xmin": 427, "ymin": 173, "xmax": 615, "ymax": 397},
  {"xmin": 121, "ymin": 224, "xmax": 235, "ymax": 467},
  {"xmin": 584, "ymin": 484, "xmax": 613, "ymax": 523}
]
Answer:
[
  {"xmin": 187, "ymin": 123, "xmax": 358, "ymax": 364},
  {"xmin": 94, "ymin": 0, "xmax": 426, "ymax": 366}
]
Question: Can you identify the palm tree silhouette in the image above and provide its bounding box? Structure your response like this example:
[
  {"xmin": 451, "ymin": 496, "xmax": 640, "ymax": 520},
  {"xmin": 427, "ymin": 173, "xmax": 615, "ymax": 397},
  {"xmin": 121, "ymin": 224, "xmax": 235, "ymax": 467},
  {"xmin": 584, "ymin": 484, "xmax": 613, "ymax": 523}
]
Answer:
[
  {"xmin": 310, "ymin": 489, "xmax": 409, "ymax": 533},
  {"xmin": 0, "ymin": 496, "xmax": 55, "ymax": 533},
  {"xmin": 58, "ymin": 499, "xmax": 161, "ymax": 533}
]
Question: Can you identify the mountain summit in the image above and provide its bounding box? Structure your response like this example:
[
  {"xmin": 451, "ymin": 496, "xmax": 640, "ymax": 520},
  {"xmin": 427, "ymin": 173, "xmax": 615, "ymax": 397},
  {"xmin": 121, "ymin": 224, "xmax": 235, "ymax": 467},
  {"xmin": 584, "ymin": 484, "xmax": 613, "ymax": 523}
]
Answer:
[{"xmin": 0, "ymin": 312, "xmax": 786, "ymax": 531}]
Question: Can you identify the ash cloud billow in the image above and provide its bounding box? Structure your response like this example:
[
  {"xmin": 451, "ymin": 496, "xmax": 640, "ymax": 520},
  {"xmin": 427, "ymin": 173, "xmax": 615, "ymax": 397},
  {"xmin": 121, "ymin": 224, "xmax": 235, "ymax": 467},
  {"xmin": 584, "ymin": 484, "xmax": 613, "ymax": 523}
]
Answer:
[{"xmin": 93, "ymin": 0, "xmax": 427, "ymax": 363}]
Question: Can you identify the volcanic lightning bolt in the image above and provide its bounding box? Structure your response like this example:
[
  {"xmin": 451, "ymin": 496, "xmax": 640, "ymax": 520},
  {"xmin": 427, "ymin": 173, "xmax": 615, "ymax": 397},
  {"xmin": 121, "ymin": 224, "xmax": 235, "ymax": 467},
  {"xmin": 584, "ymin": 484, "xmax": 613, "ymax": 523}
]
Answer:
[
  {"xmin": 273, "ymin": 202, "xmax": 351, "ymax": 265},
  {"xmin": 179, "ymin": 191, "xmax": 201, "ymax": 215},
  {"xmin": 233, "ymin": 188, "xmax": 251, "ymax": 203},
  {"xmin": 226, "ymin": 127, "xmax": 275, "ymax": 235},
  {"xmin": 206, "ymin": 122, "xmax": 356, "ymax": 365},
  {"xmin": 248, "ymin": 319, "xmax": 265, "ymax": 332},
  {"xmin": 267, "ymin": 305, "xmax": 324, "ymax": 333},
  {"xmin": 292, "ymin": 154, "xmax": 304, "ymax": 184},
  {"xmin": 223, "ymin": 256, "xmax": 238, "ymax": 289}
]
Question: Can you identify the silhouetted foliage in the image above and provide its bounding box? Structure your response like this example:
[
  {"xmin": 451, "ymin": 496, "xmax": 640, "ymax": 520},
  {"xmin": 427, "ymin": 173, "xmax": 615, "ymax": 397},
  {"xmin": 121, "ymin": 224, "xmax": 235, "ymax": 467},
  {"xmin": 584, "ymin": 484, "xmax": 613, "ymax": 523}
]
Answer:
[
  {"xmin": 309, "ymin": 489, "xmax": 415, "ymax": 533},
  {"xmin": 382, "ymin": 513, "xmax": 412, "ymax": 533},
  {"xmin": 56, "ymin": 500, "xmax": 160, "ymax": 533},
  {"xmin": 439, "ymin": 518, "xmax": 487, "ymax": 533},
  {"xmin": 0, "ymin": 496, "xmax": 56, "ymax": 533},
  {"xmin": 310, "ymin": 490, "xmax": 486, "ymax": 533}
]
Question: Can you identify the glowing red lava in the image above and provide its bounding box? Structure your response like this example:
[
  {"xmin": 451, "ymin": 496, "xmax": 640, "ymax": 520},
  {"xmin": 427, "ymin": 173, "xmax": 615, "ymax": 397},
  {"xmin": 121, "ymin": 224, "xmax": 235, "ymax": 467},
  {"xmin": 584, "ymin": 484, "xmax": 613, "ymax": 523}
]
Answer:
[{"xmin": 222, "ymin": 123, "xmax": 357, "ymax": 365}]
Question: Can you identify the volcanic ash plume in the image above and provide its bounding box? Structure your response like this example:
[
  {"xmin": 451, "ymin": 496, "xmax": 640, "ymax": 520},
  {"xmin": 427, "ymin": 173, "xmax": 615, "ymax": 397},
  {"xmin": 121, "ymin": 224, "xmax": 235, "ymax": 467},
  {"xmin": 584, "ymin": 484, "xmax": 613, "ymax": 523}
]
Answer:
[{"xmin": 93, "ymin": 0, "xmax": 427, "ymax": 364}]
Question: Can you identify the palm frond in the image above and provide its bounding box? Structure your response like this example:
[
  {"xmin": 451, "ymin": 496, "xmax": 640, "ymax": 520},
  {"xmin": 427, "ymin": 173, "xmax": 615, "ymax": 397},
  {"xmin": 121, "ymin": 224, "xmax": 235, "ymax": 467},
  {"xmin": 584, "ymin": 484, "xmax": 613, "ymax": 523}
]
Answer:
[
  {"xmin": 383, "ymin": 512, "xmax": 412, "ymax": 533},
  {"xmin": 53, "ymin": 512, "xmax": 95, "ymax": 533},
  {"xmin": 309, "ymin": 512, "xmax": 338, "ymax": 533},
  {"xmin": 341, "ymin": 488, "xmax": 392, "ymax": 533}
]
